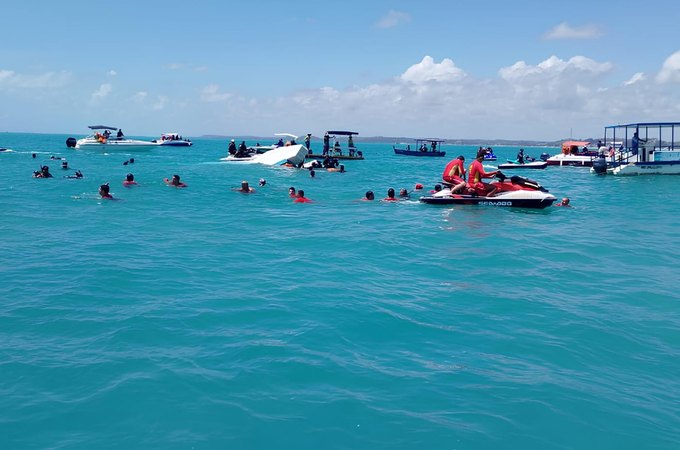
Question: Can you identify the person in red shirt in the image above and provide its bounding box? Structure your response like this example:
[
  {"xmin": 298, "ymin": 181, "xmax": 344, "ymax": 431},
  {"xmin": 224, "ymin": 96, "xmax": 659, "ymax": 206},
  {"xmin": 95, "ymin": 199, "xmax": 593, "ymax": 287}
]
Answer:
[
  {"xmin": 294, "ymin": 190, "xmax": 312, "ymax": 203},
  {"xmin": 123, "ymin": 173, "xmax": 137, "ymax": 187},
  {"xmin": 442, "ymin": 155, "xmax": 467, "ymax": 194},
  {"xmin": 442, "ymin": 155, "xmax": 466, "ymax": 183},
  {"xmin": 467, "ymin": 150, "xmax": 498, "ymax": 196},
  {"xmin": 383, "ymin": 188, "xmax": 398, "ymax": 201}
]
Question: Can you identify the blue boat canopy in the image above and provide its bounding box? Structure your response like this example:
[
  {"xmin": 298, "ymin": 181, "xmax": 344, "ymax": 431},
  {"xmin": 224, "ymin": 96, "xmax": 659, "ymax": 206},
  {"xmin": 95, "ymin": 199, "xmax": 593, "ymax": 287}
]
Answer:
[
  {"xmin": 88, "ymin": 125, "xmax": 119, "ymax": 130},
  {"xmin": 327, "ymin": 131, "xmax": 358, "ymax": 136}
]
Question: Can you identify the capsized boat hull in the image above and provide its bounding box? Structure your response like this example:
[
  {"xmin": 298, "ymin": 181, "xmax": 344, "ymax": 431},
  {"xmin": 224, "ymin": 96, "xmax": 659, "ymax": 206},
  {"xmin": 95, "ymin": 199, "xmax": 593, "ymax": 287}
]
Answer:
[{"xmin": 221, "ymin": 144, "xmax": 307, "ymax": 166}]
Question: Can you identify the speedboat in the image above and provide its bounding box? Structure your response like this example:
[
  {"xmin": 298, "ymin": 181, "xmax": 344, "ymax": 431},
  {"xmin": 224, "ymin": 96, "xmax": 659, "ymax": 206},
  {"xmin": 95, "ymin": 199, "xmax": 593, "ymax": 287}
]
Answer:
[
  {"xmin": 420, "ymin": 173, "xmax": 556, "ymax": 209},
  {"xmin": 498, "ymin": 160, "xmax": 548, "ymax": 169},
  {"xmin": 66, "ymin": 126, "xmax": 157, "ymax": 151},
  {"xmin": 220, "ymin": 144, "xmax": 307, "ymax": 166},
  {"xmin": 591, "ymin": 121, "xmax": 680, "ymax": 176},
  {"xmin": 155, "ymin": 133, "xmax": 192, "ymax": 147}
]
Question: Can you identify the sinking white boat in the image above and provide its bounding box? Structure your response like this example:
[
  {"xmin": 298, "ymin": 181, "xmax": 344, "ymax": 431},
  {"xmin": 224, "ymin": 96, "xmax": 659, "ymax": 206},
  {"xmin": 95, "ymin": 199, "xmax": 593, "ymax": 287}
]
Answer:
[
  {"xmin": 220, "ymin": 144, "xmax": 307, "ymax": 166},
  {"xmin": 66, "ymin": 126, "xmax": 157, "ymax": 151}
]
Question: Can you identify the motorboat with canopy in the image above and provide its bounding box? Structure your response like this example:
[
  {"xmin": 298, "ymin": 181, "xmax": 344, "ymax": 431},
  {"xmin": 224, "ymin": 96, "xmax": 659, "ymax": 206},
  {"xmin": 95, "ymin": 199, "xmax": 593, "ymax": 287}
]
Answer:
[
  {"xmin": 393, "ymin": 139, "xmax": 446, "ymax": 157},
  {"xmin": 591, "ymin": 122, "xmax": 680, "ymax": 175},
  {"xmin": 66, "ymin": 125, "xmax": 158, "ymax": 151},
  {"xmin": 306, "ymin": 130, "xmax": 364, "ymax": 160}
]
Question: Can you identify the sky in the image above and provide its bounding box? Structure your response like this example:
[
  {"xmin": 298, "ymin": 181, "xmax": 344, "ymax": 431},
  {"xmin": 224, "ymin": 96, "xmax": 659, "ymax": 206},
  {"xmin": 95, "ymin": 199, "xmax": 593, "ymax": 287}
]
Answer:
[{"xmin": 1, "ymin": 0, "xmax": 680, "ymax": 140}]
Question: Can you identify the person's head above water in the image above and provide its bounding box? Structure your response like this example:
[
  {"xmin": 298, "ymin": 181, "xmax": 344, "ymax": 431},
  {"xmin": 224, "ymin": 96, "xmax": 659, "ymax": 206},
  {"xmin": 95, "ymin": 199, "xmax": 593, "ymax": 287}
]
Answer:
[
  {"xmin": 126, "ymin": 173, "xmax": 134, "ymax": 182},
  {"xmin": 387, "ymin": 188, "xmax": 395, "ymax": 198},
  {"xmin": 399, "ymin": 188, "xmax": 409, "ymax": 197},
  {"xmin": 365, "ymin": 190, "xmax": 375, "ymax": 200},
  {"xmin": 99, "ymin": 183, "xmax": 111, "ymax": 197},
  {"xmin": 171, "ymin": 174, "xmax": 181, "ymax": 185}
]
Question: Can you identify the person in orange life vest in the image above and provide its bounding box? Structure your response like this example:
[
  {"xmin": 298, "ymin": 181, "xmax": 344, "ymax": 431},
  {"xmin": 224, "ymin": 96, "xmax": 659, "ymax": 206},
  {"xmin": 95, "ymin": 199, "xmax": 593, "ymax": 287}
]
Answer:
[{"xmin": 467, "ymin": 149, "xmax": 499, "ymax": 196}]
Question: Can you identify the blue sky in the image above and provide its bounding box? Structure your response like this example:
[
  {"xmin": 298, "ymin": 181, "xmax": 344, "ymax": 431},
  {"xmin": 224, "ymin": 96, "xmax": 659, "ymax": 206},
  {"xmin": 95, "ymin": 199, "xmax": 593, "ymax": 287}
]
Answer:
[{"xmin": 1, "ymin": 0, "xmax": 679, "ymax": 140}]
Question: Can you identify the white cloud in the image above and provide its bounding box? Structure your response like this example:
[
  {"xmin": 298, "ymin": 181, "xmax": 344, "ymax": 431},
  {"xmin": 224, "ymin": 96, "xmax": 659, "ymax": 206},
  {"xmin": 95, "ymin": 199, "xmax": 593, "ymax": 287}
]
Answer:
[
  {"xmin": 194, "ymin": 66, "xmax": 208, "ymax": 72},
  {"xmin": 401, "ymin": 56, "xmax": 466, "ymax": 84},
  {"xmin": 152, "ymin": 95, "xmax": 168, "ymax": 110},
  {"xmin": 656, "ymin": 50, "xmax": 680, "ymax": 83},
  {"xmin": 200, "ymin": 84, "xmax": 232, "ymax": 102},
  {"xmin": 624, "ymin": 72, "xmax": 646, "ymax": 86},
  {"xmin": 108, "ymin": 70, "xmax": 117, "ymax": 76},
  {"xmin": 167, "ymin": 63, "xmax": 184, "ymax": 70},
  {"xmin": 132, "ymin": 91, "xmax": 148, "ymax": 102},
  {"xmin": 91, "ymin": 83, "xmax": 112, "ymax": 101},
  {"xmin": 241, "ymin": 53, "xmax": 678, "ymax": 140},
  {"xmin": 499, "ymin": 55, "xmax": 612, "ymax": 82},
  {"xmin": 376, "ymin": 10, "xmax": 411, "ymax": 29},
  {"xmin": 544, "ymin": 22, "xmax": 603, "ymax": 40},
  {"xmin": 0, "ymin": 69, "xmax": 71, "ymax": 89}
]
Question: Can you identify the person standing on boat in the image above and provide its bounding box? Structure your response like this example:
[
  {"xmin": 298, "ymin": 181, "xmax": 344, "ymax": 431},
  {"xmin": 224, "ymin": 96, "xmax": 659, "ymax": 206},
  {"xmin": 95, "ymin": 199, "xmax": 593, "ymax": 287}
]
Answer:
[
  {"xmin": 117, "ymin": 129, "xmax": 124, "ymax": 139},
  {"xmin": 304, "ymin": 134, "xmax": 311, "ymax": 151},
  {"xmin": 631, "ymin": 131, "xmax": 646, "ymax": 155},
  {"xmin": 467, "ymin": 149, "xmax": 499, "ymax": 196},
  {"xmin": 348, "ymin": 134, "xmax": 355, "ymax": 148},
  {"xmin": 431, "ymin": 141, "xmax": 437, "ymax": 152},
  {"xmin": 323, "ymin": 132, "xmax": 330, "ymax": 155}
]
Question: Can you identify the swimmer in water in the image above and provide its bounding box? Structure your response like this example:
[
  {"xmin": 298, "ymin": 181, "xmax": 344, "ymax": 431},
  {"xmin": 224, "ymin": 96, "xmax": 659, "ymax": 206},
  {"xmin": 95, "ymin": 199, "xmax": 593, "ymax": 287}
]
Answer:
[
  {"xmin": 64, "ymin": 170, "xmax": 83, "ymax": 179},
  {"xmin": 288, "ymin": 187, "xmax": 296, "ymax": 198},
  {"xmin": 164, "ymin": 174, "xmax": 187, "ymax": 188},
  {"xmin": 362, "ymin": 190, "xmax": 375, "ymax": 201},
  {"xmin": 33, "ymin": 165, "xmax": 53, "ymax": 178},
  {"xmin": 555, "ymin": 197, "xmax": 571, "ymax": 207},
  {"xmin": 383, "ymin": 188, "xmax": 398, "ymax": 201},
  {"xmin": 123, "ymin": 173, "xmax": 137, "ymax": 186},
  {"xmin": 399, "ymin": 188, "xmax": 410, "ymax": 198},
  {"xmin": 99, "ymin": 183, "xmax": 113, "ymax": 199},
  {"xmin": 294, "ymin": 189, "xmax": 312, "ymax": 203},
  {"xmin": 258, "ymin": 178, "xmax": 266, "ymax": 186},
  {"xmin": 235, "ymin": 180, "xmax": 255, "ymax": 193}
]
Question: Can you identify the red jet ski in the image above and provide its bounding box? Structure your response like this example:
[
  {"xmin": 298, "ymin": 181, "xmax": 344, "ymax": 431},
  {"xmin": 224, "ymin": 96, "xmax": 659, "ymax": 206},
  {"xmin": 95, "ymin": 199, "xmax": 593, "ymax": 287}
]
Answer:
[{"xmin": 420, "ymin": 172, "xmax": 556, "ymax": 209}]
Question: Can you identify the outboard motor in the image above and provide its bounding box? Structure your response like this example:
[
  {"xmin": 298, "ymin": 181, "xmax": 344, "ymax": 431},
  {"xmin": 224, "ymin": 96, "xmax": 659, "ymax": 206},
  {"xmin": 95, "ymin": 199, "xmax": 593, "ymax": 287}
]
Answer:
[
  {"xmin": 65, "ymin": 137, "xmax": 77, "ymax": 148},
  {"xmin": 592, "ymin": 155, "xmax": 608, "ymax": 175},
  {"xmin": 539, "ymin": 152, "xmax": 550, "ymax": 162}
]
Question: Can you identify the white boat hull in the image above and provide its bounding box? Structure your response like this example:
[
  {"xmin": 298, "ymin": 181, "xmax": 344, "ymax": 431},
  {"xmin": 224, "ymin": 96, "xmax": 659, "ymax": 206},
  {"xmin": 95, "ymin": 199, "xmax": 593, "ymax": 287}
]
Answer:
[
  {"xmin": 75, "ymin": 138, "xmax": 158, "ymax": 151},
  {"xmin": 220, "ymin": 144, "xmax": 307, "ymax": 166},
  {"xmin": 546, "ymin": 154, "xmax": 595, "ymax": 166}
]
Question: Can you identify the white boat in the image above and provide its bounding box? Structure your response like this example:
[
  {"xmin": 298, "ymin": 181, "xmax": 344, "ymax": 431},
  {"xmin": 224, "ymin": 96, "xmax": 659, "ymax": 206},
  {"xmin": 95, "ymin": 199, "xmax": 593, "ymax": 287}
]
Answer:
[
  {"xmin": 155, "ymin": 133, "xmax": 192, "ymax": 147},
  {"xmin": 546, "ymin": 141, "xmax": 598, "ymax": 166},
  {"xmin": 66, "ymin": 126, "xmax": 157, "ymax": 151},
  {"xmin": 591, "ymin": 122, "xmax": 680, "ymax": 176},
  {"xmin": 498, "ymin": 160, "xmax": 548, "ymax": 169},
  {"xmin": 220, "ymin": 144, "xmax": 307, "ymax": 166}
]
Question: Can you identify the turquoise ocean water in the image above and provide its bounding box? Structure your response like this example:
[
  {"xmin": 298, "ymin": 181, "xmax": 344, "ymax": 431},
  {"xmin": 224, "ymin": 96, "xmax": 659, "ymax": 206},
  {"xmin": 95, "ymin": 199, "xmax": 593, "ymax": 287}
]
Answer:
[{"xmin": 1, "ymin": 132, "xmax": 679, "ymax": 449}]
